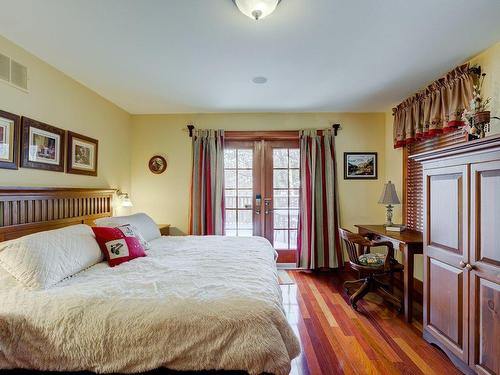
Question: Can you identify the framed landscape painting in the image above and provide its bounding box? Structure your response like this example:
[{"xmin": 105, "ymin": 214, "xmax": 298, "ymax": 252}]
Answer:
[
  {"xmin": 21, "ymin": 117, "xmax": 65, "ymax": 172},
  {"xmin": 0, "ymin": 109, "xmax": 20, "ymax": 170},
  {"xmin": 344, "ymin": 152, "xmax": 377, "ymax": 180},
  {"xmin": 66, "ymin": 131, "xmax": 98, "ymax": 176}
]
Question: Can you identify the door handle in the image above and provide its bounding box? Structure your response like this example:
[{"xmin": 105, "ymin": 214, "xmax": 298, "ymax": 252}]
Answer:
[
  {"xmin": 459, "ymin": 260, "xmax": 467, "ymax": 268},
  {"xmin": 264, "ymin": 198, "xmax": 272, "ymax": 215},
  {"xmin": 465, "ymin": 263, "xmax": 475, "ymax": 271}
]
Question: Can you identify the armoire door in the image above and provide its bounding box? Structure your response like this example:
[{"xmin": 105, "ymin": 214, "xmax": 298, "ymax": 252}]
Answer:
[
  {"xmin": 423, "ymin": 165, "xmax": 469, "ymax": 363},
  {"xmin": 469, "ymin": 160, "xmax": 500, "ymax": 375}
]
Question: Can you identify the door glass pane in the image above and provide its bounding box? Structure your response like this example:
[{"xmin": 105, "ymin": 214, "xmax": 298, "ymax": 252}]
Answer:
[
  {"xmin": 238, "ymin": 189, "xmax": 253, "ymax": 209},
  {"xmin": 289, "ymin": 210, "xmax": 299, "ymax": 229},
  {"xmin": 225, "ymin": 189, "xmax": 237, "ymax": 208},
  {"xmin": 224, "ymin": 149, "xmax": 236, "ymax": 168},
  {"xmin": 224, "ymin": 147, "xmax": 254, "ymax": 237},
  {"xmin": 225, "ymin": 210, "xmax": 236, "ymax": 229},
  {"xmin": 274, "ymin": 210, "xmax": 289, "ymax": 229},
  {"xmin": 289, "ymin": 149, "xmax": 300, "ymax": 168},
  {"xmin": 272, "ymin": 148, "xmax": 300, "ymax": 250},
  {"xmin": 289, "ymin": 169, "xmax": 300, "ymax": 188},
  {"xmin": 289, "ymin": 189, "xmax": 299, "ymax": 208},
  {"xmin": 225, "ymin": 170, "xmax": 236, "ymax": 188},
  {"xmin": 274, "ymin": 230, "xmax": 289, "ymax": 249},
  {"xmin": 273, "ymin": 149, "xmax": 288, "ymax": 168},
  {"xmin": 238, "ymin": 149, "xmax": 253, "ymax": 168},
  {"xmin": 238, "ymin": 170, "xmax": 252, "ymax": 189},
  {"xmin": 289, "ymin": 230, "xmax": 298, "ymax": 249},
  {"xmin": 238, "ymin": 210, "xmax": 253, "ymax": 229},
  {"xmin": 274, "ymin": 189, "xmax": 288, "ymax": 208},
  {"xmin": 273, "ymin": 169, "xmax": 289, "ymax": 188}
]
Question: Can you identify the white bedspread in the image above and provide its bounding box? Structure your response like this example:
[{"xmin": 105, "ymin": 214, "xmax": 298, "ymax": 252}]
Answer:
[{"xmin": 0, "ymin": 236, "xmax": 300, "ymax": 374}]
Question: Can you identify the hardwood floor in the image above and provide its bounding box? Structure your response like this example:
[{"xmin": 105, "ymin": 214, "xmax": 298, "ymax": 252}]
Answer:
[{"xmin": 285, "ymin": 270, "xmax": 461, "ymax": 375}]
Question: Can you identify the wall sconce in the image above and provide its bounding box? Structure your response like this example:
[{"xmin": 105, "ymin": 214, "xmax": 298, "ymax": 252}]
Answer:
[{"xmin": 117, "ymin": 190, "xmax": 133, "ymax": 207}]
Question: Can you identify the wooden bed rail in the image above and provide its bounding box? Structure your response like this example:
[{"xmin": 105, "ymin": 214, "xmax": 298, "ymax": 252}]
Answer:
[{"xmin": 0, "ymin": 187, "xmax": 116, "ymax": 242}]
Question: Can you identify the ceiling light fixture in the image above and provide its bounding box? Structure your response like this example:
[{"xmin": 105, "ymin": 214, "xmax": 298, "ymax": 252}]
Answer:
[
  {"xmin": 252, "ymin": 76, "xmax": 268, "ymax": 84},
  {"xmin": 233, "ymin": 0, "xmax": 281, "ymax": 21}
]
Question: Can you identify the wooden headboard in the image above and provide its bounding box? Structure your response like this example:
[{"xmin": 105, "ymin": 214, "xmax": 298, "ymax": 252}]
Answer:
[{"xmin": 0, "ymin": 187, "xmax": 116, "ymax": 242}]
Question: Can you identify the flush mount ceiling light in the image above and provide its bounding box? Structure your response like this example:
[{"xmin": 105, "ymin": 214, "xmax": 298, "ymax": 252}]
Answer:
[
  {"xmin": 233, "ymin": 0, "xmax": 281, "ymax": 21},
  {"xmin": 252, "ymin": 76, "xmax": 268, "ymax": 84}
]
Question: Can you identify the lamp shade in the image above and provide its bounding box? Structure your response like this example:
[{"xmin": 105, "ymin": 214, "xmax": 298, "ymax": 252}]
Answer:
[
  {"xmin": 378, "ymin": 181, "xmax": 400, "ymax": 205},
  {"xmin": 117, "ymin": 191, "xmax": 133, "ymax": 207},
  {"xmin": 234, "ymin": 0, "xmax": 281, "ymax": 20},
  {"xmin": 121, "ymin": 196, "xmax": 133, "ymax": 207}
]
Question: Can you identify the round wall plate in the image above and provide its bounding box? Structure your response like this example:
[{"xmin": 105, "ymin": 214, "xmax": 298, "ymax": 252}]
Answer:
[{"xmin": 148, "ymin": 155, "xmax": 167, "ymax": 174}]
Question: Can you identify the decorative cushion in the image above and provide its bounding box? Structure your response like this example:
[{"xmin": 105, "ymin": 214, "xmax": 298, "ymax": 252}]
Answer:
[
  {"xmin": 0, "ymin": 224, "xmax": 103, "ymax": 289},
  {"xmin": 94, "ymin": 213, "xmax": 161, "ymax": 242},
  {"xmin": 92, "ymin": 225, "xmax": 146, "ymax": 267},
  {"xmin": 358, "ymin": 253, "xmax": 386, "ymax": 266}
]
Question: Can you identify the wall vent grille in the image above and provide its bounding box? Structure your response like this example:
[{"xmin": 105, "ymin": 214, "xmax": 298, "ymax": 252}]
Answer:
[
  {"xmin": 0, "ymin": 52, "xmax": 28, "ymax": 91},
  {"xmin": 0, "ymin": 53, "xmax": 10, "ymax": 82},
  {"xmin": 10, "ymin": 59, "xmax": 28, "ymax": 90}
]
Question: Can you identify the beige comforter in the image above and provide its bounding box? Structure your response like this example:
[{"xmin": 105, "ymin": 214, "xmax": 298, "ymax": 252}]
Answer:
[{"xmin": 0, "ymin": 236, "xmax": 300, "ymax": 374}]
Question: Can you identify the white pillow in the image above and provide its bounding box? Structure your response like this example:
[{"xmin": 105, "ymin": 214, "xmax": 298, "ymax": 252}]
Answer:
[
  {"xmin": 94, "ymin": 213, "xmax": 161, "ymax": 242},
  {"xmin": 0, "ymin": 224, "xmax": 103, "ymax": 289}
]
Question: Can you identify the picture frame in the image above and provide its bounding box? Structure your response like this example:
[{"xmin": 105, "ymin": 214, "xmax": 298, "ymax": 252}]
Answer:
[
  {"xmin": 0, "ymin": 109, "xmax": 20, "ymax": 170},
  {"xmin": 66, "ymin": 131, "xmax": 98, "ymax": 176},
  {"xmin": 344, "ymin": 152, "xmax": 378, "ymax": 180},
  {"xmin": 21, "ymin": 117, "xmax": 65, "ymax": 172},
  {"xmin": 148, "ymin": 155, "xmax": 167, "ymax": 174}
]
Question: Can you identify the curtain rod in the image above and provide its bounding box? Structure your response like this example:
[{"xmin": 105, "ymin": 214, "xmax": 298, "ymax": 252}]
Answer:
[{"xmin": 187, "ymin": 123, "xmax": 341, "ymax": 137}]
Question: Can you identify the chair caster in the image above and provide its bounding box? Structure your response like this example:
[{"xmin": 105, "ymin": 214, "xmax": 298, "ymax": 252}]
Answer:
[{"xmin": 350, "ymin": 300, "xmax": 358, "ymax": 311}]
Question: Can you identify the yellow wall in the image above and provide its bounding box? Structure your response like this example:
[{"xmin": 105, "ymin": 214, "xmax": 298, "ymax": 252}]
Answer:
[
  {"xmin": 130, "ymin": 113, "xmax": 387, "ymax": 236},
  {"xmin": 0, "ymin": 36, "xmax": 132, "ymax": 214},
  {"xmin": 383, "ymin": 41, "xmax": 500, "ymax": 280}
]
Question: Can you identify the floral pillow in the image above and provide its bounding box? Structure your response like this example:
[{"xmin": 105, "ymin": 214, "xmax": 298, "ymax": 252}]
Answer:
[{"xmin": 92, "ymin": 225, "xmax": 146, "ymax": 267}]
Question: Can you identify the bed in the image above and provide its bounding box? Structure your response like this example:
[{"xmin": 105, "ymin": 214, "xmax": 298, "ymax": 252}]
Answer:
[{"xmin": 0, "ymin": 188, "xmax": 300, "ymax": 375}]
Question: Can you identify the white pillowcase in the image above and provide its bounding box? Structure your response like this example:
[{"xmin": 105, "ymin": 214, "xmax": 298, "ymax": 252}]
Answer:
[
  {"xmin": 94, "ymin": 213, "xmax": 161, "ymax": 242},
  {"xmin": 0, "ymin": 224, "xmax": 103, "ymax": 289}
]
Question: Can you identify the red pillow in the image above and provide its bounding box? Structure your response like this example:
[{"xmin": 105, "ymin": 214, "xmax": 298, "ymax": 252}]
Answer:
[{"xmin": 92, "ymin": 225, "xmax": 146, "ymax": 267}]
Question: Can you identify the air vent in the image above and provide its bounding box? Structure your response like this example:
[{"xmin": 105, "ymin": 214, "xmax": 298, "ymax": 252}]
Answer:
[
  {"xmin": 0, "ymin": 53, "xmax": 10, "ymax": 82},
  {"xmin": 10, "ymin": 59, "xmax": 28, "ymax": 90},
  {"xmin": 0, "ymin": 52, "xmax": 28, "ymax": 91}
]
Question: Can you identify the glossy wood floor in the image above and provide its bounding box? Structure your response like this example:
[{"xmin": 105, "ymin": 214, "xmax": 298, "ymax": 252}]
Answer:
[{"xmin": 285, "ymin": 270, "xmax": 461, "ymax": 375}]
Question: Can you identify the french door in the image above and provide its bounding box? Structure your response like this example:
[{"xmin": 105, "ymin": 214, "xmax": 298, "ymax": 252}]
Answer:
[{"xmin": 224, "ymin": 139, "xmax": 300, "ymax": 262}]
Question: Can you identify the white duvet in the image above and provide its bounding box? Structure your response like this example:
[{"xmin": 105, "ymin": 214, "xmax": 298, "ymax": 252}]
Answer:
[{"xmin": 0, "ymin": 236, "xmax": 300, "ymax": 374}]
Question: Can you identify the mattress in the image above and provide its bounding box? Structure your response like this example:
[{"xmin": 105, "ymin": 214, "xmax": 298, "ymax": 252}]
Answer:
[{"xmin": 0, "ymin": 235, "xmax": 300, "ymax": 375}]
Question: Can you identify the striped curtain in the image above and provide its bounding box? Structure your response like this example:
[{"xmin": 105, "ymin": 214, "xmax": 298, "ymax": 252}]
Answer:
[
  {"xmin": 297, "ymin": 129, "xmax": 342, "ymax": 269},
  {"xmin": 189, "ymin": 129, "xmax": 225, "ymax": 235}
]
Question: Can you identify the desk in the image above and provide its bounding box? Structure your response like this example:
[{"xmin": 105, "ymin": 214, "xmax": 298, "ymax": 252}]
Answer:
[{"xmin": 355, "ymin": 224, "xmax": 423, "ymax": 323}]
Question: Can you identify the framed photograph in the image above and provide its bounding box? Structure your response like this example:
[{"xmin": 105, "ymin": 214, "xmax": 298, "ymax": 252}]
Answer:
[
  {"xmin": 0, "ymin": 110, "xmax": 20, "ymax": 170},
  {"xmin": 344, "ymin": 152, "xmax": 378, "ymax": 180},
  {"xmin": 21, "ymin": 117, "xmax": 65, "ymax": 172},
  {"xmin": 66, "ymin": 131, "xmax": 98, "ymax": 176}
]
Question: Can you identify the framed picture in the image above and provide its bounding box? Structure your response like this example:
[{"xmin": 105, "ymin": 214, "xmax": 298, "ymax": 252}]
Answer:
[
  {"xmin": 0, "ymin": 110, "xmax": 20, "ymax": 170},
  {"xmin": 148, "ymin": 155, "xmax": 167, "ymax": 174},
  {"xmin": 21, "ymin": 117, "xmax": 65, "ymax": 172},
  {"xmin": 66, "ymin": 131, "xmax": 98, "ymax": 176},
  {"xmin": 344, "ymin": 152, "xmax": 378, "ymax": 180}
]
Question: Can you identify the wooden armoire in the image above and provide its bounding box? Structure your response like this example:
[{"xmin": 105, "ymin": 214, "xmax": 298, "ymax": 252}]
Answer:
[{"xmin": 412, "ymin": 134, "xmax": 500, "ymax": 375}]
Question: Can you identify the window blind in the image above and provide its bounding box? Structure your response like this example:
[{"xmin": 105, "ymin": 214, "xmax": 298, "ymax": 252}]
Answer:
[{"xmin": 404, "ymin": 129, "xmax": 467, "ymax": 232}]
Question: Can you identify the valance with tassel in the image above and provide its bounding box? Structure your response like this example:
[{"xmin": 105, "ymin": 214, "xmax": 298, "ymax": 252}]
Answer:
[{"xmin": 393, "ymin": 64, "xmax": 476, "ymax": 148}]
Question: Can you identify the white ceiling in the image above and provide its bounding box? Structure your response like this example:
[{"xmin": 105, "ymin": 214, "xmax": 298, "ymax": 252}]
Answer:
[{"xmin": 1, "ymin": 0, "xmax": 500, "ymax": 114}]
